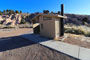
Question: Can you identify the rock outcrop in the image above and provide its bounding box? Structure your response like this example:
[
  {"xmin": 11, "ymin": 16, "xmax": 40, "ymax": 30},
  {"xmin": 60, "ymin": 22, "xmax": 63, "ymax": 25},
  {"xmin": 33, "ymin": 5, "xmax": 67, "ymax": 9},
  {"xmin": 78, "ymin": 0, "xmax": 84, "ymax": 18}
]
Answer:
[
  {"xmin": 0, "ymin": 16, "xmax": 4, "ymax": 21},
  {"xmin": 0, "ymin": 14, "xmax": 21, "ymax": 26}
]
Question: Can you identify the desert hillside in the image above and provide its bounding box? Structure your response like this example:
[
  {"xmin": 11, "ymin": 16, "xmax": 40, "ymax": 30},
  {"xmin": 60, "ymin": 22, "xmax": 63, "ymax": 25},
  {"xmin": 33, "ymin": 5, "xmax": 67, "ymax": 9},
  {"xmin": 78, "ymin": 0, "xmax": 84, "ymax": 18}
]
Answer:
[
  {"xmin": 28, "ymin": 12, "xmax": 90, "ymax": 26},
  {"xmin": 0, "ymin": 14, "xmax": 22, "ymax": 26},
  {"xmin": 65, "ymin": 14, "xmax": 90, "ymax": 26},
  {"xmin": 1, "ymin": 10, "xmax": 90, "ymax": 28},
  {"xmin": 0, "ymin": 10, "xmax": 30, "ymax": 27}
]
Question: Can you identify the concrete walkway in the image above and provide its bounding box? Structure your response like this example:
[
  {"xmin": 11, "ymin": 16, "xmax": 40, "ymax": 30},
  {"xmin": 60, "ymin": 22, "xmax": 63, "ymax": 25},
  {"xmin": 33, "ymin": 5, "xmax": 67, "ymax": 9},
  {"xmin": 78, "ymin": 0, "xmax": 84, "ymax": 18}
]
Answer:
[{"xmin": 21, "ymin": 34, "xmax": 90, "ymax": 60}]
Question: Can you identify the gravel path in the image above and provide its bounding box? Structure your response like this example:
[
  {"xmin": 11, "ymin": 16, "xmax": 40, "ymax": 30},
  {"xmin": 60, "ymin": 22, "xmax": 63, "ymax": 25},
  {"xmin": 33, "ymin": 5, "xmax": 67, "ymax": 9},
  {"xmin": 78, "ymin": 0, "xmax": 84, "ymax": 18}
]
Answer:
[{"xmin": 0, "ymin": 36, "xmax": 78, "ymax": 60}]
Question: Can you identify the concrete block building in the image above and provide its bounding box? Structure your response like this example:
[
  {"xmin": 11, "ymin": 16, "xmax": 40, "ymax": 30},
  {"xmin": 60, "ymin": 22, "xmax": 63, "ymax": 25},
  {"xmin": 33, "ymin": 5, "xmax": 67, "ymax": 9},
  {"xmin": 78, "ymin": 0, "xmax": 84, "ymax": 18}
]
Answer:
[{"xmin": 31, "ymin": 4, "xmax": 67, "ymax": 40}]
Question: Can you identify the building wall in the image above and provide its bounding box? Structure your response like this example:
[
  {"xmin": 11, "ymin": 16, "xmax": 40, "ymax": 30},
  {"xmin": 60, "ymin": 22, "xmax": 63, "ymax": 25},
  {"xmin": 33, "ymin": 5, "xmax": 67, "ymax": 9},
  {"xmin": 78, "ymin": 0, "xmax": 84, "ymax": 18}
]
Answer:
[
  {"xmin": 39, "ymin": 16, "xmax": 60, "ymax": 38},
  {"xmin": 55, "ymin": 18, "xmax": 60, "ymax": 38}
]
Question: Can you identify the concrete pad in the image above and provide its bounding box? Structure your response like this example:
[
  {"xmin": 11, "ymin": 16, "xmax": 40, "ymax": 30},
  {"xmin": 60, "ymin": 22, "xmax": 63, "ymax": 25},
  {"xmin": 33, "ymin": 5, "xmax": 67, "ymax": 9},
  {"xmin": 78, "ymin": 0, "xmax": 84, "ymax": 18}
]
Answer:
[
  {"xmin": 79, "ymin": 47, "xmax": 90, "ymax": 60},
  {"xmin": 40, "ymin": 40, "xmax": 62, "ymax": 48},
  {"xmin": 21, "ymin": 34, "xmax": 90, "ymax": 60},
  {"xmin": 59, "ymin": 42, "xmax": 79, "ymax": 58},
  {"xmin": 40, "ymin": 41, "xmax": 79, "ymax": 58},
  {"xmin": 21, "ymin": 34, "xmax": 79, "ymax": 58}
]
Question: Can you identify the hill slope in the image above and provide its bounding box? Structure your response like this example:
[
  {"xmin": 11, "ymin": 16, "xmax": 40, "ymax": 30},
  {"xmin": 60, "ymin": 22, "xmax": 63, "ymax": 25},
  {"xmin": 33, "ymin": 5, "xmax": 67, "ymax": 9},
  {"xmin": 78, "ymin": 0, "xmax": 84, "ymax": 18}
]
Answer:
[{"xmin": 65, "ymin": 14, "xmax": 90, "ymax": 25}]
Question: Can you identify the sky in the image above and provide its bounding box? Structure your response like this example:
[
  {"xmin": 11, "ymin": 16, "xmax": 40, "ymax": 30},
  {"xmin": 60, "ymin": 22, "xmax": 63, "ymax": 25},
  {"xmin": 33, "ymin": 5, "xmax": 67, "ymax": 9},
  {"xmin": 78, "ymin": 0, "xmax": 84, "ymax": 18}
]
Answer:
[{"xmin": 0, "ymin": 0, "xmax": 90, "ymax": 15}]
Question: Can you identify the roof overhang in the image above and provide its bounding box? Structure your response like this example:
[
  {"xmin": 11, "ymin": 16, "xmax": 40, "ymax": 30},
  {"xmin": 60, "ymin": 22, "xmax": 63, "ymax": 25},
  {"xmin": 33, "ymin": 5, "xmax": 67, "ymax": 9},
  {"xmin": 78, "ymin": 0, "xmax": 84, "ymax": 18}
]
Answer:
[{"xmin": 31, "ymin": 13, "xmax": 67, "ymax": 21}]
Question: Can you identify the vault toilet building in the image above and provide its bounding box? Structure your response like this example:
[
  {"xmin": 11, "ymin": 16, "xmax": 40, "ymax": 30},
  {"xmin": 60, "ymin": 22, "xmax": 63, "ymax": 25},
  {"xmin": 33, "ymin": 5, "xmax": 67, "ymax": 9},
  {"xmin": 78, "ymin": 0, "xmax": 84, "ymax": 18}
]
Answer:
[{"xmin": 32, "ymin": 4, "xmax": 67, "ymax": 40}]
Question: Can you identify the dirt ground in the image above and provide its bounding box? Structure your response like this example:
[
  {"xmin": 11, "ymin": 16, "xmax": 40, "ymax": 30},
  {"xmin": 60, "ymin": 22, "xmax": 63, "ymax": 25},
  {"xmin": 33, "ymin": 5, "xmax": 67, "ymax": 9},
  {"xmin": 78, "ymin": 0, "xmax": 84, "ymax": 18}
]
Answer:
[
  {"xmin": 0, "ymin": 28, "xmax": 78, "ymax": 60},
  {"xmin": 63, "ymin": 33, "xmax": 90, "ymax": 49},
  {"xmin": 0, "ymin": 28, "xmax": 33, "ymax": 37}
]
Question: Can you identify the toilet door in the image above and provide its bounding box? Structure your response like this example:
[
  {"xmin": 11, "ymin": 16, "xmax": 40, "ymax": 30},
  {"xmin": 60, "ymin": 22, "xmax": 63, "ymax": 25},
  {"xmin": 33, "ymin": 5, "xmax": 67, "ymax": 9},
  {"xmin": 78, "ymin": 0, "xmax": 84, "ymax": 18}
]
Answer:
[{"xmin": 55, "ymin": 20, "xmax": 60, "ymax": 38}]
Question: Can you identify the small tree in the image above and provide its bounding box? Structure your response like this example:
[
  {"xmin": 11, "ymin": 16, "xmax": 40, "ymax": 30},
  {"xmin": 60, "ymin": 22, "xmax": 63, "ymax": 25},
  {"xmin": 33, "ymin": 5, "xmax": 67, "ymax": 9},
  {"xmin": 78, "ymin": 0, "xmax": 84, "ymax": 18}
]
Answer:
[
  {"xmin": 58, "ymin": 11, "xmax": 60, "ymax": 14},
  {"xmin": 0, "ymin": 11, "xmax": 2, "ymax": 15},
  {"xmin": 6, "ymin": 9, "xmax": 9, "ymax": 12},
  {"xmin": 3, "ymin": 10, "xmax": 5, "ymax": 13},
  {"xmin": 51, "ymin": 11, "xmax": 54, "ymax": 14},
  {"xmin": 82, "ymin": 17, "xmax": 88, "ymax": 25},
  {"xmin": 9, "ymin": 10, "xmax": 15, "ymax": 15},
  {"xmin": 20, "ymin": 11, "xmax": 22, "ymax": 13},
  {"xmin": 43, "ymin": 10, "xmax": 49, "ymax": 14},
  {"xmin": 15, "ymin": 10, "xmax": 19, "ymax": 14},
  {"xmin": 20, "ymin": 16, "xmax": 26, "ymax": 24},
  {"xmin": 6, "ymin": 9, "xmax": 9, "ymax": 14}
]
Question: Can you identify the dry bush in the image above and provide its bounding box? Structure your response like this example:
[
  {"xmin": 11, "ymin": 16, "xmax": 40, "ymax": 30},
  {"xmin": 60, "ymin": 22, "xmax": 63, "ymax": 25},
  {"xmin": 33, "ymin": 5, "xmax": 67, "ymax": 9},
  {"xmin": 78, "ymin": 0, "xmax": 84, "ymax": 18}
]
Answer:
[
  {"xmin": 0, "ymin": 23, "xmax": 32, "ymax": 29},
  {"xmin": 18, "ymin": 23, "xmax": 32, "ymax": 28},
  {"xmin": 3, "ymin": 25, "xmax": 16, "ymax": 28},
  {"xmin": 64, "ymin": 24, "xmax": 90, "ymax": 37},
  {"xmin": 0, "ymin": 24, "xmax": 5, "ymax": 28},
  {"xmin": 0, "ymin": 24, "xmax": 16, "ymax": 29}
]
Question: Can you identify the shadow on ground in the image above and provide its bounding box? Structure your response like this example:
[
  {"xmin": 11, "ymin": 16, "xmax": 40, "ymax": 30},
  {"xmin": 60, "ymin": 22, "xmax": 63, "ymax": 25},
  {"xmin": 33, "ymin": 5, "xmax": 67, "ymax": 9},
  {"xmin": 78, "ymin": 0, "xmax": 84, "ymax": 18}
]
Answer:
[
  {"xmin": 0, "ymin": 34, "xmax": 80, "ymax": 60},
  {"xmin": 0, "ymin": 35, "xmax": 35, "ymax": 52},
  {"xmin": 0, "ymin": 33, "xmax": 51, "ymax": 52}
]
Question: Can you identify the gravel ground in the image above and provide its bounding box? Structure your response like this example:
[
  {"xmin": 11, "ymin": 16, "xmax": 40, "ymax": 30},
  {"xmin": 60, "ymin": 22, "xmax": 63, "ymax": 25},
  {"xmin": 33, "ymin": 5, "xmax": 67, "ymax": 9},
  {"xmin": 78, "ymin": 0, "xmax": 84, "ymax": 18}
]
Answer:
[
  {"xmin": 0, "ymin": 36, "xmax": 78, "ymax": 60},
  {"xmin": 0, "ymin": 28, "xmax": 33, "ymax": 37},
  {"xmin": 63, "ymin": 33, "xmax": 90, "ymax": 49}
]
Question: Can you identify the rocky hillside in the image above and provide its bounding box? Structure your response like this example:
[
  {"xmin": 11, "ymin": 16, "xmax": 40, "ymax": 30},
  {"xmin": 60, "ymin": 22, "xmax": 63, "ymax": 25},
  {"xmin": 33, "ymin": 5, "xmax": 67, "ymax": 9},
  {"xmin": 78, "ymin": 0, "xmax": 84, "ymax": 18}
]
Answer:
[
  {"xmin": 0, "ymin": 13, "xmax": 31, "ymax": 26},
  {"xmin": 0, "ymin": 14, "xmax": 22, "ymax": 26},
  {"xmin": 65, "ymin": 14, "xmax": 90, "ymax": 25},
  {"xmin": 0, "ymin": 10, "xmax": 31, "ymax": 27},
  {"xmin": 1, "ymin": 12, "xmax": 90, "ymax": 27},
  {"xmin": 27, "ymin": 12, "xmax": 90, "ymax": 26}
]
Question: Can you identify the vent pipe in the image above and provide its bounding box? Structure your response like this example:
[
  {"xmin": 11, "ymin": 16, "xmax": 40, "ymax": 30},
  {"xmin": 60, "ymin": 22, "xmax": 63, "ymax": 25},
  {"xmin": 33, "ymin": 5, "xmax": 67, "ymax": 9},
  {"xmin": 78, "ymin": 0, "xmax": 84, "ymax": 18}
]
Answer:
[
  {"xmin": 60, "ymin": 4, "xmax": 64, "ymax": 36},
  {"xmin": 61, "ymin": 4, "xmax": 64, "ymax": 16}
]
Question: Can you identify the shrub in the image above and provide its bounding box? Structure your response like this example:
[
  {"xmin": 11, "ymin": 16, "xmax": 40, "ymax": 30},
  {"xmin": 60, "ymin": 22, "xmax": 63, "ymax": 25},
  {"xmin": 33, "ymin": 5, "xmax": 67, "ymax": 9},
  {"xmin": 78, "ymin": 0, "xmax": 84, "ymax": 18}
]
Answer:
[
  {"xmin": 82, "ymin": 17, "xmax": 88, "ymax": 25},
  {"xmin": 20, "ymin": 11, "xmax": 22, "ymax": 13},
  {"xmin": 3, "ymin": 25, "xmax": 15, "ymax": 29},
  {"xmin": 0, "ymin": 11, "xmax": 2, "ymax": 15},
  {"xmin": 0, "ymin": 24, "xmax": 15, "ymax": 29},
  {"xmin": 19, "ymin": 23, "xmax": 32, "ymax": 28},
  {"xmin": 0, "ymin": 24, "xmax": 5, "ymax": 28},
  {"xmin": 15, "ymin": 10, "xmax": 19, "ymax": 14},
  {"xmin": 20, "ymin": 19, "xmax": 26, "ymax": 24},
  {"xmin": 20, "ymin": 16, "xmax": 26, "ymax": 24},
  {"xmin": 64, "ymin": 24, "xmax": 90, "ymax": 37},
  {"xmin": 85, "ymin": 32, "xmax": 90, "ymax": 37}
]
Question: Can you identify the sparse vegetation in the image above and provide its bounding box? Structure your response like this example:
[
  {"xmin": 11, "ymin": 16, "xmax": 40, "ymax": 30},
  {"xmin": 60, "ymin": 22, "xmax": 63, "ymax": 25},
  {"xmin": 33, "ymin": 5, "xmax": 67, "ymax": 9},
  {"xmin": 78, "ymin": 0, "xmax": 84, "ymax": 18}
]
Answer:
[
  {"xmin": 15, "ymin": 10, "xmax": 19, "ymax": 14},
  {"xmin": 43, "ymin": 10, "xmax": 49, "ymax": 14},
  {"xmin": 82, "ymin": 17, "xmax": 88, "ymax": 25},
  {"xmin": 8, "ymin": 10, "xmax": 15, "ymax": 15},
  {"xmin": 0, "ymin": 11, "xmax": 2, "ymax": 15},
  {"xmin": 3, "ymin": 26, "xmax": 15, "ymax": 29},
  {"xmin": 20, "ymin": 11, "xmax": 22, "ymax": 13},
  {"xmin": 64, "ymin": 24, "xmax": 90, "ymax": 37},
  {"xmin": 0, "ymin": 24, "xmax": 15, "ymax": 29},
  {"xmin": 20, "ymin": 16, "xmax": 26, "ymax": 24},
  {"xmin": 65, "ymin": 14, "xmax": 90, "ymax": 26},
  {"xmin": 0, "ymin": 10, "xmax": 23, "ymax": 15},
  {"xmin": 0, "ymin": 23, "xmax": 32, "ymax": 29},
  {"xmin": 19, "ymin": 23, "xmax": 32, "ymax": 28}
]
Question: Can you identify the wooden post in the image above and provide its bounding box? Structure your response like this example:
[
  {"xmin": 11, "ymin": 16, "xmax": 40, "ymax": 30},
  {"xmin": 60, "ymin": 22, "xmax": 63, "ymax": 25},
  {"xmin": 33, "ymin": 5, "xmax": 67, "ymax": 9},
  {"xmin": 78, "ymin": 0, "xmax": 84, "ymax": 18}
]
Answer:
[{"xmin": 60, "ymin": 4, "xmax": 64, "ymax": 36}]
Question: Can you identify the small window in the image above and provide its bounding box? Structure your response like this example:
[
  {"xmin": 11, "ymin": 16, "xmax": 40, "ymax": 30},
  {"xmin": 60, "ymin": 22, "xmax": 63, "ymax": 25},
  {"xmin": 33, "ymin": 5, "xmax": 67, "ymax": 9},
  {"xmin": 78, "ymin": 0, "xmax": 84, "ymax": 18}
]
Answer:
[{"xmin": 43, "ymin": 17, "xmax": 52, "ymax": 20}]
